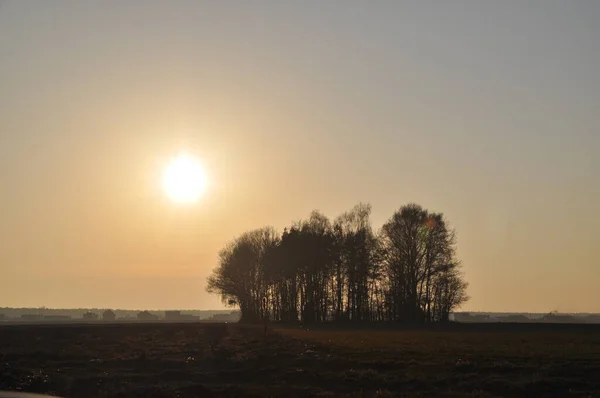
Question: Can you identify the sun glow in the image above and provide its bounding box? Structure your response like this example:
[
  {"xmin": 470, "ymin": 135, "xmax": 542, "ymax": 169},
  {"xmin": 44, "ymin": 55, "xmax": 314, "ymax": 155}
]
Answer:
[{"xmin": 162, "ymin": 153, "xmax": 208, "ymax": 204}]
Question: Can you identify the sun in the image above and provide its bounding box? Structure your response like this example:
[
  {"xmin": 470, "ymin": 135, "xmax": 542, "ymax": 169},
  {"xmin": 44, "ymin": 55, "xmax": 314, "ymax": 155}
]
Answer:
[{"xmin": 162, "ymin": 153, "xmax": 208, "ymax": 204}]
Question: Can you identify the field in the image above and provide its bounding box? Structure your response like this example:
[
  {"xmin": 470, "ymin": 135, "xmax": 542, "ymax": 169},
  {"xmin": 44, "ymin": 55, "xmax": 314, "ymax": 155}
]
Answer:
[{"xmin": 1, "ymin": 323, "xmax": 599, "ymax": 397}]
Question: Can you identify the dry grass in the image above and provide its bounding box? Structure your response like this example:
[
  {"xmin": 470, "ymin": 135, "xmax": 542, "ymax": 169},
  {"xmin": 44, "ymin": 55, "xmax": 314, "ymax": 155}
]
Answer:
[
  {"xmin": 0, "ymin": 323, "xmax": 599, "ymax": 397},
  {"xmin": 278, "ymin": 327, "xmax": 600, "ymax": 357}
]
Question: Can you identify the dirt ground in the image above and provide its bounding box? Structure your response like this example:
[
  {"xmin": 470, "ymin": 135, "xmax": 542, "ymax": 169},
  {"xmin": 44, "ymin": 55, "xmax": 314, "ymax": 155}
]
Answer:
[{"xmin": 0, "ymin": 322, "xmax": 599, "ymax": 397}]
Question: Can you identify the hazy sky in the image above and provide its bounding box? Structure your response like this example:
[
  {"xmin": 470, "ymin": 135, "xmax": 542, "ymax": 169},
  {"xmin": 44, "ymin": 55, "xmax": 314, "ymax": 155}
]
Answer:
[{"xmin": 1, "ymin": 1, "xmax": 598, "ymax": 312}]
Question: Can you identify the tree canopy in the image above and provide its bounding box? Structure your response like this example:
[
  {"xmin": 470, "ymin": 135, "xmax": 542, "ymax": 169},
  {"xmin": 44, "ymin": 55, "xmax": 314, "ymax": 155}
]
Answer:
[{"xmin": 207, "ymin": 203, "xmax": 469, "ymax": 324}]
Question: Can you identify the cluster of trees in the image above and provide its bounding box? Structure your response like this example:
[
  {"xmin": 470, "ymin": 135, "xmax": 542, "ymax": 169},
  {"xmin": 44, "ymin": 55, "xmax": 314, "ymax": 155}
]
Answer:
[{"xmin": 207, "ymin": 203, "xmax": 469, "ymax": 324}]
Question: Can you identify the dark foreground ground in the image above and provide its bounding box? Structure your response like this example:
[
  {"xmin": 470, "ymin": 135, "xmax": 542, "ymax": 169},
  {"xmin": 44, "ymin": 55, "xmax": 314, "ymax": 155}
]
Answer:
[{"xmin": 1, "ymin": 323, "xmax": 599, "ymax": 397}]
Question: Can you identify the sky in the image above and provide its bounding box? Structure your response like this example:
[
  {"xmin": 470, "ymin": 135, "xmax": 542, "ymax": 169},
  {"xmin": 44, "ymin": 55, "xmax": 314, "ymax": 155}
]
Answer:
[{"xmin": 1, "ymin": 1, "xmax": 598, "ymax": 312}]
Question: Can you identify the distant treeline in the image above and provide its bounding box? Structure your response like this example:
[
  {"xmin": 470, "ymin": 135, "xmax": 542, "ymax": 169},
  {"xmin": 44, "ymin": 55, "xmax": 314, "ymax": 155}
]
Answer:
[
  {"xmin": 207, "ymin": 203, "xmax": 469, "ymax": 324},
  {"xmin": 455, "ymin": 312, "xmax": 600, "ymax": 324},
  {"xmin": 0, "ymin": 308, "xmax": 236, "ymax": 320}
]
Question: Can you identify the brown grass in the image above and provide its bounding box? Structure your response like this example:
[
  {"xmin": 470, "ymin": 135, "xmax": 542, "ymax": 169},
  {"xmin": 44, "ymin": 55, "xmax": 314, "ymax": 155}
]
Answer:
[
  {"xmin": 0, "ymin": 323, "xmax": 599, "ymax": 397},
  {"xmin": 278, "ymin": 327, "xmax": 600, "ymax": 357}
]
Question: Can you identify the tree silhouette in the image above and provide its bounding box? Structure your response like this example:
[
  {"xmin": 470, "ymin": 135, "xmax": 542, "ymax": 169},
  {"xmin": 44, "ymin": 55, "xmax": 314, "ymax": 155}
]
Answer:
[
  {"xmin": 333, "ymin": 203, "xmax": 379, "ymax": 322},
  {"xmin": 380, "ymin": 204, "xmax": 468, "ymax": 322},
  {"xmin": 207, "ymin": 203, "xmax": 469, "ymax": 324},
  {"xmin": 206, "ymin": 227, "xmax": 278, "ymax": 323}
]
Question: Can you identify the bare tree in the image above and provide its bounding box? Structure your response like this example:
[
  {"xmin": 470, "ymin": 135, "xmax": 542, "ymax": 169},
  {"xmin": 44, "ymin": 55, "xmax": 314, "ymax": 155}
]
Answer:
[
  {"xmin": 380, "ymin": 204, "xmax": 467, "ymax": 323},
  {"xmin": 206, "ymin": 227, "xmax": 278, "ymax": 323},
  {"xmin": 334, "ymin": 203, "xmax": 379, "ymax": 322}
]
